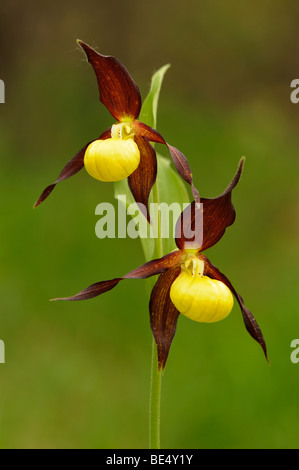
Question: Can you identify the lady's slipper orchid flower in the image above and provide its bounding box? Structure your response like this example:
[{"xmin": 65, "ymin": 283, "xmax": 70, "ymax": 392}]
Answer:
[
  {"xmin": 52, "ymin": 158, "xmax": 268, "ymax": 369},
  {"xmin": 34, "ymin": 40, "xmax": 199, "ymax": 219}
]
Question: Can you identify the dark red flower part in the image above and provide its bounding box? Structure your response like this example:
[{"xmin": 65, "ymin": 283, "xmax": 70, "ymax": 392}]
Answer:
[
  {"xmin": 33, "ymin": 141, "xmax": 90, "ymax": 209},
  {"xmin": 128, "ymin": 135, "xmax": 157, "ymax": 221},
  {"xmin": 34, "ymin": 41, "xmax": 199, "ymax": 218},
  {"xmin": 52, "ymin": 158, "xmax": 268, "ymax": 369},
  {"xmin": 77, "ymin": 40, "xmax": 142, "ymax": 122},
  {"xmin": 175, "ymin": 157, "xmax": 244, "ymax": 250},
  {"xmin": 149, "ymin": 267, "xmax": 181, "ymax": 369},
  {"xmin": 52, "ymin": 250, "xmax": 185, "ymax": 302}
]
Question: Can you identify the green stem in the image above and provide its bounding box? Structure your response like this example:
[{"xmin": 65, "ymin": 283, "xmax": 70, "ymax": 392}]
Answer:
[
  {"xmin": 149, "ymin": 180, "xmax": 163, "ymax": 449},
  {"xmin": 152, "ymin": 181, "xmax": 163, "ymax": 259},
  {"xmin": 149, "ymin": 338, "xmax": 162, "ymax": 449}
]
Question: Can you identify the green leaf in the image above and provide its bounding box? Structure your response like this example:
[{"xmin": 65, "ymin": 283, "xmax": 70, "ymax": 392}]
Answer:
[
  {"xmin": 139, "ymin": 64, "xmax": 171, "ymax": 130},
  {"xmin": 154, "ymin": 154, "xmax": 190, "ymax": 256}
]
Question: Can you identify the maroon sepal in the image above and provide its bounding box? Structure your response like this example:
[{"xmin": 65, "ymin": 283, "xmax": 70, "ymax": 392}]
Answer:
[
  {"xmin": 51, "ymin": 251, "xmax": 184, "ymax": 301},
  {"xmin": 175, "ymin": 158, "xmax": 244, "ymax": 251},
  {"xmin": 202, "ymin": 254, "xmax": 269, "ymax": 364},
  {"xmin": 128, "ymin": 135, "xmax": 157, "ymax": 223},
  {"xmin": 78, "ymin": 40, "xmax": 142, "ymax": 122},
  {"xmin": 149, "ymin": 267, "xmax": 181, "ymax": 370},
  {"xmin": 132, "ymin": 121, "xmax": 200, "ymax": 202}
]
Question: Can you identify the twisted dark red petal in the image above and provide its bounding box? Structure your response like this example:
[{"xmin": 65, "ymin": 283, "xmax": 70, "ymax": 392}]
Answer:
[
  {"xmin": 166, "ymin": 145, "xmax": 200, "ymax": 203},
  {"xmin": 149, "ymin": 267, "xmax": 181, "ymax": 370},
  {"xmin": 78, "ymin": 40, "xmax": 142, "ymax": 121},
  {"xmin": 175, "ymin": 158, "xmax": 244, "ymax": 251},
  {"xmin": 34, "ymin": 129, "xmax": 111, "ymax": 208},
  {"xmin": 52, "ymin": 278, "xmax": 123, "ymax": 302},
  {"xmin": 132, "ymin": 121, "xmax": 200, "ymax": 202},
  {"xmin": 34, "ymin": 142, "xmax": 90, "ymax": 208},
  {"xmin": 202, "ymin": 254, "xmax": 269, "ymax": 363},
  {"xmin": 51, "ymin": 250, "xmax": 184, "ymax": 301},
  {"xmin": 128, "ymin": 135, "xmax": 157, "ymax": 223}
]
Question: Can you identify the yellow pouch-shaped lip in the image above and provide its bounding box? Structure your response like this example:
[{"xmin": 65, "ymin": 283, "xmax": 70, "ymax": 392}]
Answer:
[
  {"xmin": 84, "ymin": 138, "xmax": 140, "ymax": 182},
  {"xmin": 170, "ymin": 270, "xmax": 234, "ymax": 323}
]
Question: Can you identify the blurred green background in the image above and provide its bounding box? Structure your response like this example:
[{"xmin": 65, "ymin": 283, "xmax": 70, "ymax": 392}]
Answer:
[{"xmin": 1, "ymin": 0, "xmax": 299, "ymax": 449}]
